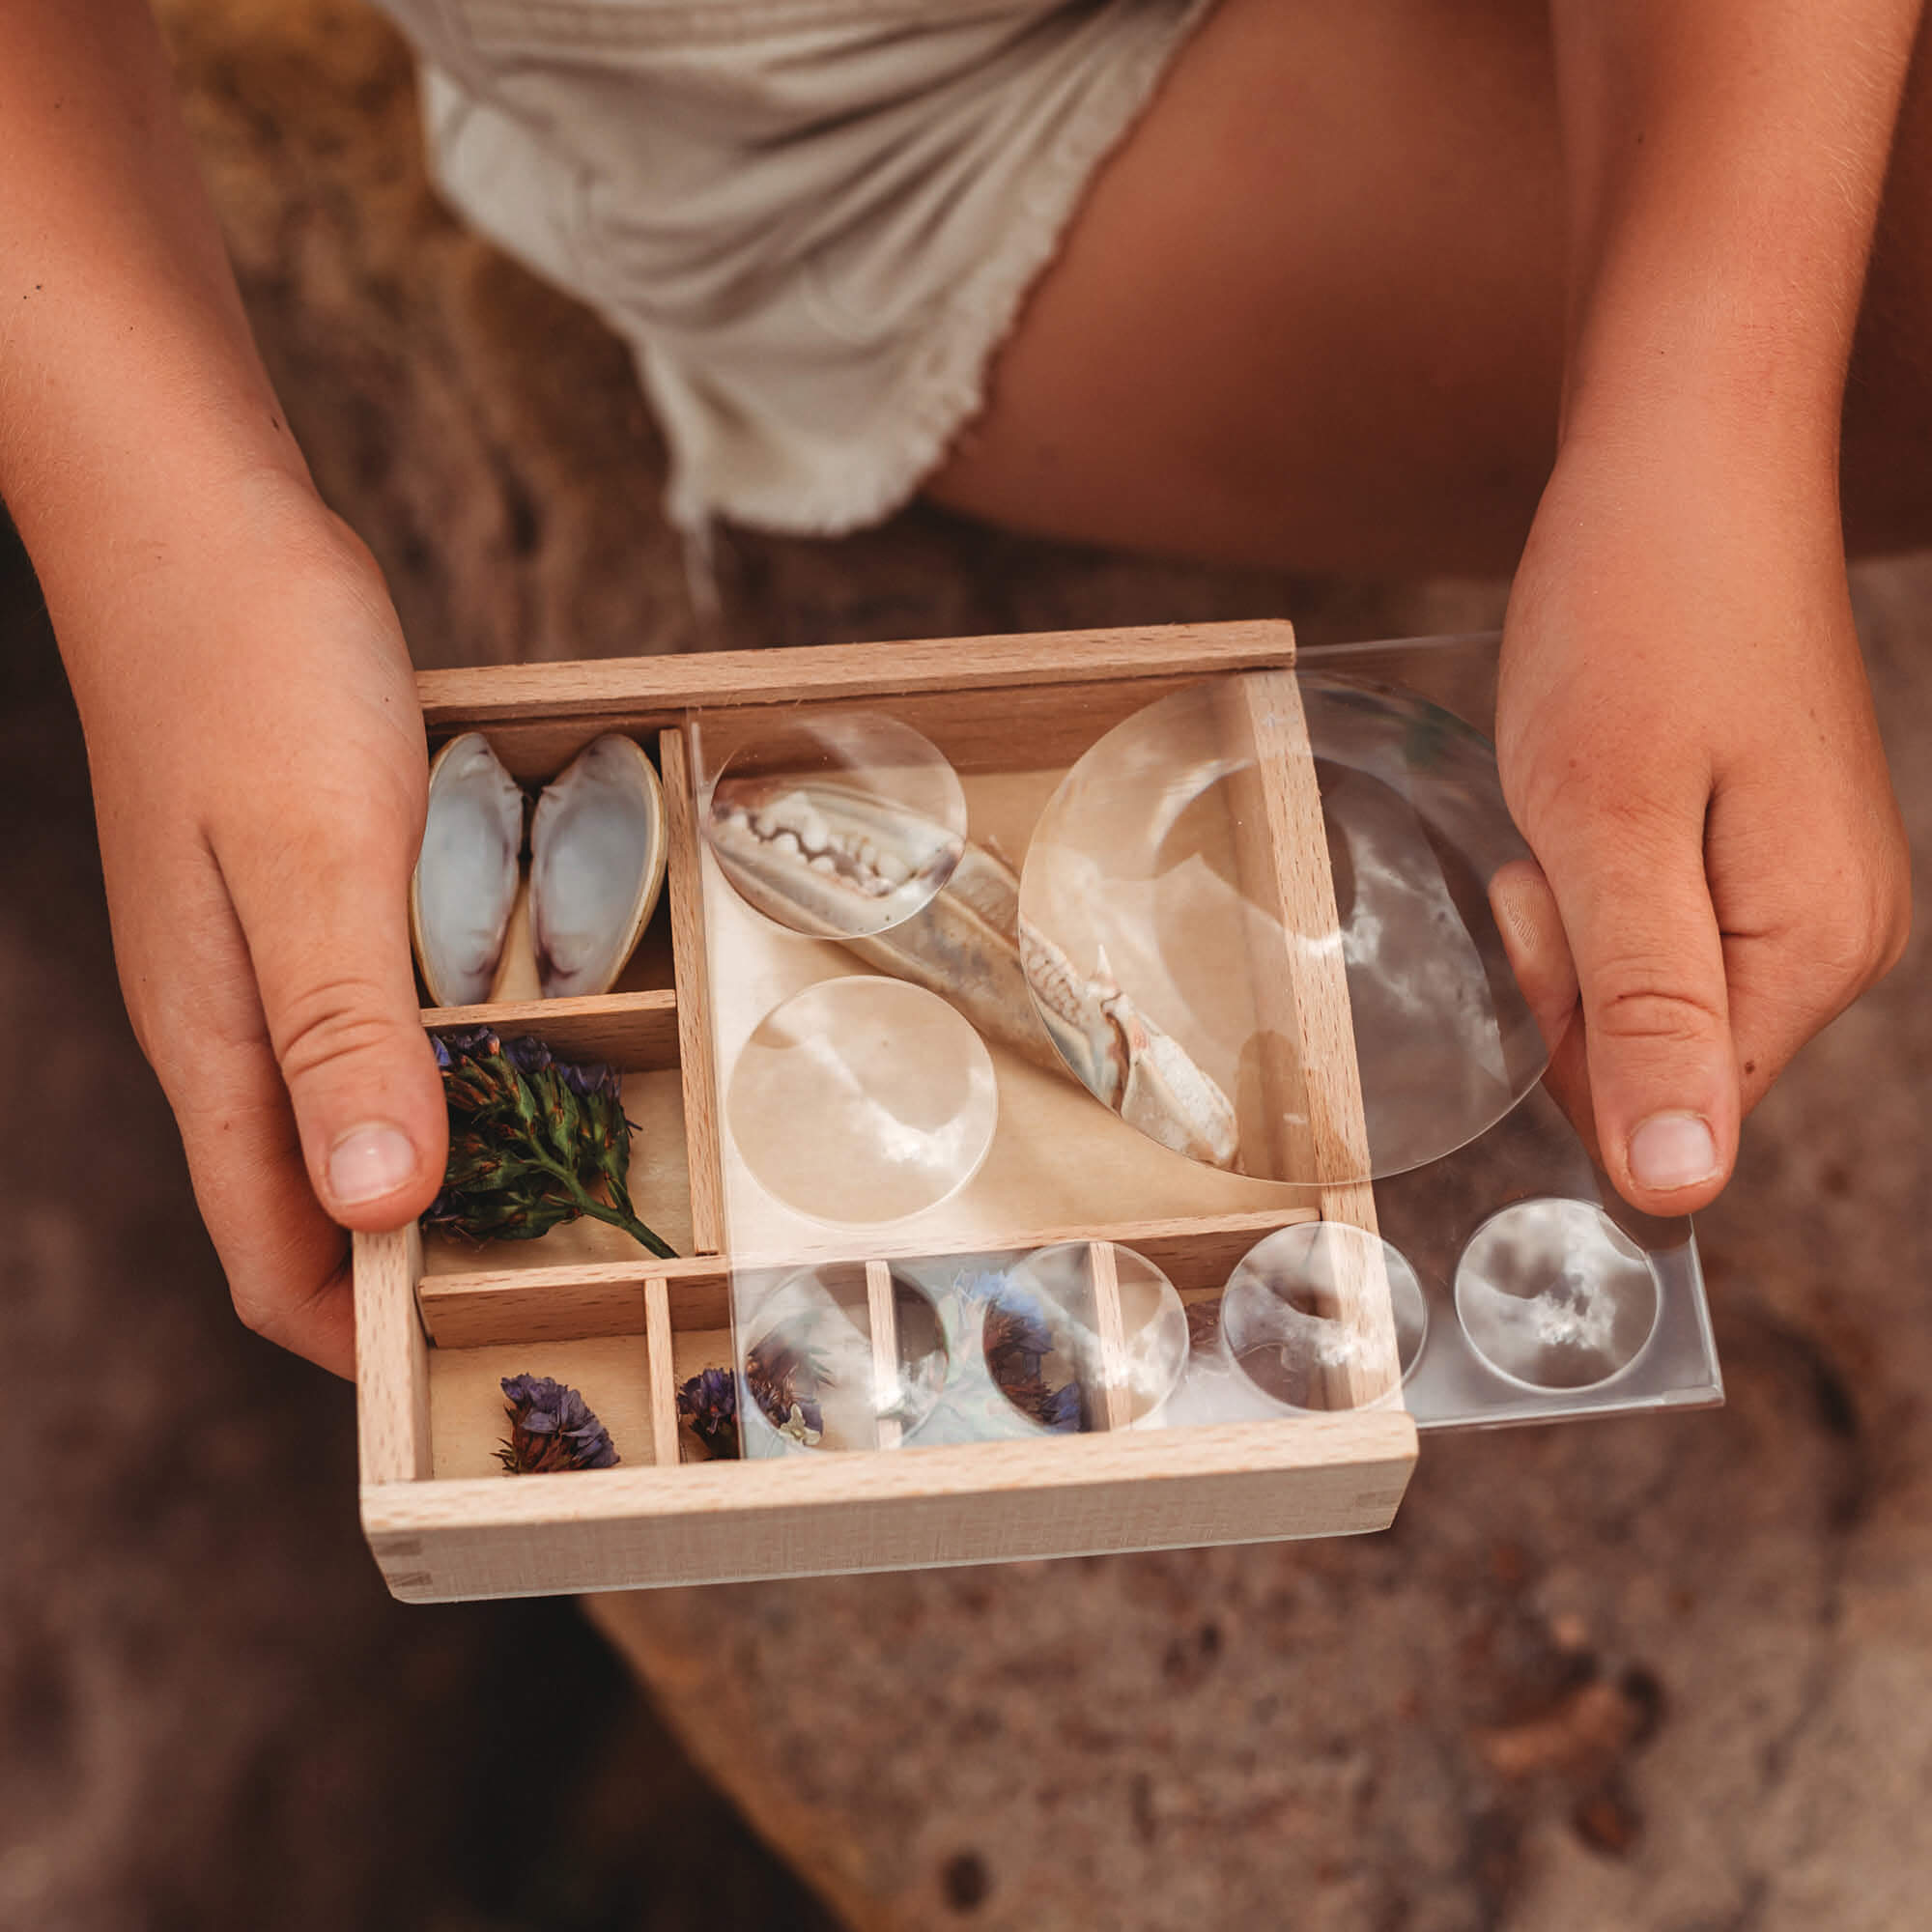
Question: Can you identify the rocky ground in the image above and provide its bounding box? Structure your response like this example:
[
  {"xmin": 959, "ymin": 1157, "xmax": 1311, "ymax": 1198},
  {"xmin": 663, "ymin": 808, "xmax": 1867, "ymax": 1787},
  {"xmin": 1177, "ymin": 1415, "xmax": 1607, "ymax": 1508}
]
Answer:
[{"xmin": 3, "ymin": 3, "xmax": 1927, "ymax": 1928}]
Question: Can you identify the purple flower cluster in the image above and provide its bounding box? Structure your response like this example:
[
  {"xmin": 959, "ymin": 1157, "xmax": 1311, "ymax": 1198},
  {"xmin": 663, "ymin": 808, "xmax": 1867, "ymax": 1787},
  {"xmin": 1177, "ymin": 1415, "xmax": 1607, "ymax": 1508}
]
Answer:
[{"xmin": 496, "ymin": 1373, "xmax": 620, "ymax": 1474}]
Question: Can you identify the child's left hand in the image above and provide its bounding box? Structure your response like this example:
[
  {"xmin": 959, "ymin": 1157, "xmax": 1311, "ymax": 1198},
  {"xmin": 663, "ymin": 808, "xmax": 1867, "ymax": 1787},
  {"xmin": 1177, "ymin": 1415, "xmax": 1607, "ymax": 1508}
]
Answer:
[{"xmin": 1491, "ymin": 426, "xmax": 1911, "ymax": 1216}]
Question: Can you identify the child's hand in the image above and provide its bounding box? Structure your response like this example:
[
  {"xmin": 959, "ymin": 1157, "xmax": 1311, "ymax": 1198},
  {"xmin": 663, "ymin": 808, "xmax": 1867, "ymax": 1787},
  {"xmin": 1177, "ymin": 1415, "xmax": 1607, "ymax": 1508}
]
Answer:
[
  {"xmin": 1492, "ymin": 433, "xmax": 1910, "ymax": 1216},
  {"xmin": 68, "ymin": 495, "xmax": 446, "ymax": 1377}
]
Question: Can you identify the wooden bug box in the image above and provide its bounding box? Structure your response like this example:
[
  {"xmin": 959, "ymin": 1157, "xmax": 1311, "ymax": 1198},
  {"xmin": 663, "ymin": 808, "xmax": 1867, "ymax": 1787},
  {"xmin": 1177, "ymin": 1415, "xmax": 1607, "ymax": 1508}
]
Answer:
[{"xmin": 355, "ymin": 621, "xmax": 1716, "ymax": 1603}]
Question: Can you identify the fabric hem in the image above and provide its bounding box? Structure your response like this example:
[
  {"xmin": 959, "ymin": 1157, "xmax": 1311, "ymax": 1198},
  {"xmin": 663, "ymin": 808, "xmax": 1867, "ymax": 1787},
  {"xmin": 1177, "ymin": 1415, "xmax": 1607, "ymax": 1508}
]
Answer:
[{"xmin": 653, "ymin": 0, "xmax": 1220, "ymax": 539}]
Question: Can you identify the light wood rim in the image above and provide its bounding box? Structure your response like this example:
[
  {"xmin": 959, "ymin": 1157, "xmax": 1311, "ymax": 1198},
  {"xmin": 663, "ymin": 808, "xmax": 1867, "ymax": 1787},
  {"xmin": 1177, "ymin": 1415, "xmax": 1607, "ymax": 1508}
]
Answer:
[{"xmin": 416, "ymin": 621, "xmax": 1297, "ymax": 727}]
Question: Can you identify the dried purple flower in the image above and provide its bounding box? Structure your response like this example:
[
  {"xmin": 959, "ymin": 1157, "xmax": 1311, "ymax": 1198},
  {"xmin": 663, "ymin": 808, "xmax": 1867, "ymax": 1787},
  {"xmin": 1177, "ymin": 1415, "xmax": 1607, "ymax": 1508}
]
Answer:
[
  {"xmin": 980, "ymin": 1295, "xmax": 1056, "ymax": 1368},
  {"xmin": 1037, "ymin": 1380, "xmax": 1083, "ymax": 1433},
  {"xmin": 1185, "ymin": 1297, "xmax": 1222, "ymax": 1353},
  {"xmin": 496, "ymin": 1373, "xmax": 620, "ymax": 1474},
  {"xmin": 977, "ymin": 1278, "xmax": 1084, "ymax": 1435},
  {"xmin": 675, "ymin": 1367, "xmax": 741, "ymax": 1460},
  {"xmin": 744, "ymin": 1332, "xmax": 827, "ymax": 1445},
  {"xmin": 422, "ymin": 1025, "xmax": 675, "ymax": 1258},
  {"xmin": 770, "ymin": 1403, "xmax": 823, "ymax": 1448}
]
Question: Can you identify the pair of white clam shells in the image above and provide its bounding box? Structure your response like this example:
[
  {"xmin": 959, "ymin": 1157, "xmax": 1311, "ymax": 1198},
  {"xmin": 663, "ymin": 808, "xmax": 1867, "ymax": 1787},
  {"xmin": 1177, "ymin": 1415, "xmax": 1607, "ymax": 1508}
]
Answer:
[{"xmin": 410, "ymin": 732, "xmax": 668, "ymax": 1007}]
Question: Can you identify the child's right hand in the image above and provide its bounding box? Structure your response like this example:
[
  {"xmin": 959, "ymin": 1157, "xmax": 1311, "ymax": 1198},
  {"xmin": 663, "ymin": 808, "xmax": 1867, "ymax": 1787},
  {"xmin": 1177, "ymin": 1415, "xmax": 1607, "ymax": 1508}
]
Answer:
[
  {"xmin": 2, "ymin": 3, "xmax": 450, "ymax": 1378},
  {"xmin": 64, "ymin": 483, "xmax": 447, "ymax": 1378}
]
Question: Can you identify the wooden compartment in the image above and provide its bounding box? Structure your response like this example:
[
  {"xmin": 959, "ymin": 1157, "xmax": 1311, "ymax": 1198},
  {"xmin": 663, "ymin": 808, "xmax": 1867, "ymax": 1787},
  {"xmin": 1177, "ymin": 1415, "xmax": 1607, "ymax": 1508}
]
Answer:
[
  {"xmin": 415, "ymin": 989, "xmax": 694, "ymax": 1276},
  {"xmin": 355, "ymin": 622, "xmax": 1419, "ymax": 1603}
]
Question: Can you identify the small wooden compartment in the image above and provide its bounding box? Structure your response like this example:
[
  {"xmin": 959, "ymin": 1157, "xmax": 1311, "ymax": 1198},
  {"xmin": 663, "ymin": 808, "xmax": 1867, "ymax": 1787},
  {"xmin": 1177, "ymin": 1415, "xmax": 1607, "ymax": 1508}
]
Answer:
[{"xmin": 357, "ymin": 622, "xmax": 1480, "ymax": 1602}]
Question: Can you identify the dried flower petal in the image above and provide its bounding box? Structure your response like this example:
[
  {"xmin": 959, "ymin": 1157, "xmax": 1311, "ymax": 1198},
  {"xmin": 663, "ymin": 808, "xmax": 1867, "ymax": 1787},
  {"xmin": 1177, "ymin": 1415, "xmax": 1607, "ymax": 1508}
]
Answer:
[
  {"xmin": 496, "ymin": 1373, "xmax": 620, "ymax": 1474},
  {"xmin": 976, "ymin": 1276, "xmax": 1085, "ymax": 1435},
  {"xmin": 675, "ymin": 1367, "xmax": 741, "ymax": 1460},
  {"xmin": 744, "ymin": 1332, "xmax": 827, "ymax": 1444},
  {"xmin": 1038, "ymin": 1381, "xmax": 1083, "ymax": 1434},
  {"xmin": 775, "ymin": 1403, "xmax": 823, "ymax": 1448}
]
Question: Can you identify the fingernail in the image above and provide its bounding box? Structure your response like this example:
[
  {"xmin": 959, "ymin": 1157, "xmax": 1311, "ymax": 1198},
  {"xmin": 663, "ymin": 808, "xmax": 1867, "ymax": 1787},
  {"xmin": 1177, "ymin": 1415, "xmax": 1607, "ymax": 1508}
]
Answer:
[
  {"xmin": 1629, "ymin": 1112, "xmax": 1719, "ymax": 1192},
  {"xmin": 328, "ymin": 1123, "xmax": 417, "ymax": 1206}
]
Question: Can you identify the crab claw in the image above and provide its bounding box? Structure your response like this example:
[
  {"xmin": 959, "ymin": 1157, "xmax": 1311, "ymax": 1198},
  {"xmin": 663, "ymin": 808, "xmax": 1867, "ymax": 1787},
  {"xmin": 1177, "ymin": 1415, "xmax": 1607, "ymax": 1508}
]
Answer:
[{"xmin": 1089, "ymin": 948, "xmax": 1241, "ymax": 1169}]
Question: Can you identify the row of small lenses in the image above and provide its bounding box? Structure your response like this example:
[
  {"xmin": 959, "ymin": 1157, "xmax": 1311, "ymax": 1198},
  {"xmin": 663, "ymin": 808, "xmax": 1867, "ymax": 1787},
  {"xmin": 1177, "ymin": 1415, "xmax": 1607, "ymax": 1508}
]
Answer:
[{"xmin": 736, "ymin": 1199, "xmax": 1662, "ymax": 1452}]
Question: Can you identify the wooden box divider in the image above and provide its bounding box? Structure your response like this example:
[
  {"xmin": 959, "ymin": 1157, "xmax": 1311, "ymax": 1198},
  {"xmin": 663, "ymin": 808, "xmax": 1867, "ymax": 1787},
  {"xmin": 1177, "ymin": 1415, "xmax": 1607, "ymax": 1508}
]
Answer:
[
  {"xmin": 658, "ymin": 726, "xmax": 725, "ymax": 1255},
  {"xmin": 865, "ymin": 1260, "xmax": 903, "ymax": 1452},
  {"xmin": 418, "ymin": 988, "xmax": 679, "ymax": 1066},
  {"xmin": 643, "ymin": 1277, "xmax": 682, "ymax": 1467},
  {"xmin": 1213, "ymin": 669, "xmax": 1402, "ymax": 1407},
  {"xmin": 412, "ymin": 1207, "xmax": 1328, "ymax": 1350},
  {"xmin": 1088, "ymin": 1241, "xmax": 1134, "ymax": 1433}
]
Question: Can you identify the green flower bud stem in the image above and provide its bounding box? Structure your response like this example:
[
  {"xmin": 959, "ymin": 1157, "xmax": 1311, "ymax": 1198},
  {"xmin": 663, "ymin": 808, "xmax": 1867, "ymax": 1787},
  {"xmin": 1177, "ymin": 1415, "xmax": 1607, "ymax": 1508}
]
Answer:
[{"xmin": 521, "ymin": 1147, "xmax": 677, "ymax": 1260}]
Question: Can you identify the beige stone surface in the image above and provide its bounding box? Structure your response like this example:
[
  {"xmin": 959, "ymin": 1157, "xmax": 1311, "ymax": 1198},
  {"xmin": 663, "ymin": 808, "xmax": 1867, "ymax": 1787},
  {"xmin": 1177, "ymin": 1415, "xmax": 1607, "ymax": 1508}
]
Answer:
[{"xmin": 14, "ymin": 3, "xmax": 1923, "ymax": 1926}]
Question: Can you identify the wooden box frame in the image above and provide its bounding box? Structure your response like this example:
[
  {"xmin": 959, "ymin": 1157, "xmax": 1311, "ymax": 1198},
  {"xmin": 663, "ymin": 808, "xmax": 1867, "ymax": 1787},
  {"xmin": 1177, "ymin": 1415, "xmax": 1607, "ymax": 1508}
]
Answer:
[{"xmin": 355, "ymin": 621, "xmax": 1418, "ymax": 1603}]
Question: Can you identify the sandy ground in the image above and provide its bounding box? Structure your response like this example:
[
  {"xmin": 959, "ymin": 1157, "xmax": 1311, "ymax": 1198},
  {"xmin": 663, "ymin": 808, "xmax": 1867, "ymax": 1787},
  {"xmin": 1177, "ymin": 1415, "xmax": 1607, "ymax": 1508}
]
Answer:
[{"xmin": 3, "ymin": 3, "xmax": 1928, "ymax": 1928}]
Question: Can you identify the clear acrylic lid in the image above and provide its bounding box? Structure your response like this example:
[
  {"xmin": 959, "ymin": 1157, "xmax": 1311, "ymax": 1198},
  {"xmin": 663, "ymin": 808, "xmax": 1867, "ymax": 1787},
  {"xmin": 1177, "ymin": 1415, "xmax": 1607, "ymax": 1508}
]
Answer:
[
  {"xmin": 678, "ymin": 642, "xmax": 1717, "ymax": 1459},
  {"xmin": 1015, "ymin": 671, "xmax": 1548, "ymax": 1184}
]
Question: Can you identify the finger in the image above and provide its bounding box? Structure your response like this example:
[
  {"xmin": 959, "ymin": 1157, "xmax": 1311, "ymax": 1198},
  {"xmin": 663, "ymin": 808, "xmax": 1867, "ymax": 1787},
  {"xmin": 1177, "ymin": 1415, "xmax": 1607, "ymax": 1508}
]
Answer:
[
  {"xmin": 1488, "ymin": 857, "xmax": 1598, "ymax": 1162},
  {"xmin": 135, "ymin": 846, "xmax": 369, "ymax": 1377},
  {"xmin": 130, "ymin": 862, "xmax": 363, "ymax": 1376},
  {"xmin": 176, "ymin": 1062, "xmax": 360, "ymax": 1378},
  {"xmin": 1535, "ymin": 796, "xmax": 1741, "ymax": 1215},
  {"xmin": 217, "ymin": 798, "xmax": 446, "ymax": 1234}
]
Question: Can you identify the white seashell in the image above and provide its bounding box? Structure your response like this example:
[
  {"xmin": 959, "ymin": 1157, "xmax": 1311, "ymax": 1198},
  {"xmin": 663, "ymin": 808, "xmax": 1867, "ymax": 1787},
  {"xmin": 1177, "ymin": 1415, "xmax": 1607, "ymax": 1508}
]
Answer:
[
  {"xmin": 707, "ymin": 779, "xmax": 962, "ymax": 937},
  {"xmin": 411, "ymin": 732, "xmax": 526, "ymax": 1008},
  {"xmin": 527, "ymin": 734, "xmax": 668, "ymax": 1000}
]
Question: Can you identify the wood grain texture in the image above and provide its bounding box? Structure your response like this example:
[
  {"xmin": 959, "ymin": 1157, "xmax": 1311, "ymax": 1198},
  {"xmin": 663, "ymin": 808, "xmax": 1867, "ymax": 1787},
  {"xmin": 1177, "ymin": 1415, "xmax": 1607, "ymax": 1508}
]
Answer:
[
  {"xmin": 1232, "ymin": 671, "xmax": 1374, "ymax": 1186},
  {"xmin": 1217, "ymin": 670, "xmax": 1400, "ymax": 1407},
  {"xmin": 644, "ymin": 1277, "xmax": 682, "ymax": 1468},
  {"xmin": 416, "ymin": 621, "xmax": 1297, "ymax": 729},
  {"xmin": 682, "ymin": 669, "xmax": 1280, "ymax": 783},
  {"xmin": 354, "ymin": 1223, "xmax": 429, "ymax": 1485},
  {"xmin": 659, "ymin": 726, "xmax": 725, "ymax": 1254},
  {"xmin": 419, "ymin": 988, "xmax": 680, "ymax": 1069},
  {"xmin": 866, "ymin": 1260, "xmax": 903, "ymax": 1452},
  {"xmin": 359, "ymin": 1409, "xmax": 1415, "ymax": 1602},
  {"xmin": 420, "ymin": 1257, "xmax": 731, "ymax": 1348},
  {"xmin": 414, "ymin": 1206, "xmax": 1322, "ymax": 1349},
  {"xmin": 487, "ymin": 673, "xmax": 1257, "ymax": 785},
  {"xmin": 1088, "ymin": 1242, "xmax": 1133, "ymax": 1434}
]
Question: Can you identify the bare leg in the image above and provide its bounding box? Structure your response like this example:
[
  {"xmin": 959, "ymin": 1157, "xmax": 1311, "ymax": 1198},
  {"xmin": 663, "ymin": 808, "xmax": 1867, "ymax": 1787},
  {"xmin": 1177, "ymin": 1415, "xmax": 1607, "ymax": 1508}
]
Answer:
[
  {"xmin": 928, "ymin": 0, "xmax": 1932, "ymax": 571},
  {"xmin": 1848, "ymin": 9, "xmax": 1932, "ymax": 553}
]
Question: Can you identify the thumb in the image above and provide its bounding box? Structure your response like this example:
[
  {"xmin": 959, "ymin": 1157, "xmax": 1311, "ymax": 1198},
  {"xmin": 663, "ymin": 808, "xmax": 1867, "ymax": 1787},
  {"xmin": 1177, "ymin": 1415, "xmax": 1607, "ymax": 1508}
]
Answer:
[
  {"xmin": 224, "ymin": 819, "xmax": 448, "ymax": 1230},
  {"xmin": 1534, "ymin": 799, "xmax": 1741, "ymax": 1215},
  {"xmin": 1488, "ymin": 857, "xmax": 1598, "ymax": 1163}
]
